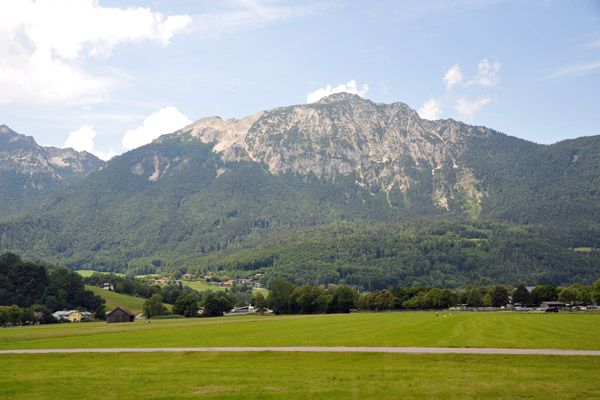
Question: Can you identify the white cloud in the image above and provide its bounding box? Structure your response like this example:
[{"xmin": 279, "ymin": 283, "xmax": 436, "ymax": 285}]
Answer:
[
  {"xmin": 443, "ymin": 64, "xmax": 463, "ymax": 91},
  {"xmin": 0, "ymin": 0, "xmax": 191, "ymax": 106},
  {"xmin": 65, "ymin": 125, "xmax": 96, "ymax": 153},
  {"xmin": 467, "ymin": 58, "xmax": 500, "ymax": 87},
  {"xmin": 307, "ymin": 80, "xmax": 369, "ymax": 103},
  {"xmin": 454, "ymin": 97, "xmax": 491, "ymax": 117},
  {"xmin": 64, "ymin": 125, "xmax": 116, "ymax": 161},
  {"xmin": 418, "ymin": 98, "xmax": 443, "ymax": 120},
  {"xmin": 542, "ymin": 60, "xmax": 600, "ymax": 80},
  {"xmin": 122, "ymin": 106, "xmax": 192, "ymax": 150}
]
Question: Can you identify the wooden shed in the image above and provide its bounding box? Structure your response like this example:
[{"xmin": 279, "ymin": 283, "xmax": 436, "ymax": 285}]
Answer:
[{"xmin": 106, "ymin": 306, "xmax": 135, "ymax": 323}]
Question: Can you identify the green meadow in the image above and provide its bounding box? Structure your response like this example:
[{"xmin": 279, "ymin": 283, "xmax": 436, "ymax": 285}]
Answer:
[
  {"xmin": 75, "ymin": 269, "xmax": 125, "ymax": 277},
  {"xmin": 1, "ymin": 312, "xmax": 599, "ymax": 350},
  {"xmin": 85, "ymin": 285, "xmax": 147, "ymax": 315},
  {"xmin": 1, "ymin": 352, "xmax": 599, "ymax": 399},
  {"xmin": 1, "ymin": 312, "xmax": 599, "ymax": 399}
]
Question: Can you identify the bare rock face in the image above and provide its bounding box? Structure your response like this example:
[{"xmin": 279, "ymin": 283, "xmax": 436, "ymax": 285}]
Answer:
[
  {"xmin": 178, "ymin": 93, "xmax": 489, "ymax": 210},
  {"xmin": 0, "ymin": 125, "xmax": 104, "ymax": 215},
  {"xmin": 0, "ymin": 125, "xmax": 103, "ymax": 182}
]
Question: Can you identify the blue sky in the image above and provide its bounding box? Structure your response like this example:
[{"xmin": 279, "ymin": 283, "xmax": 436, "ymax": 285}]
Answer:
[{"xmin": 0, "ymin": 0, "xmax": 599, "ymax": 160}]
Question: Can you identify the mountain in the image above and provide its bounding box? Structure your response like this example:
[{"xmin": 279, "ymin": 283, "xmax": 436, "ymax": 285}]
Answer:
[
  {"xmin": 0, "ymin": 94, "xmax": 598, "ymax": 288},
  {"xmin": 0, "ymin": 124, "xmax": 104, "ymax": 217}
]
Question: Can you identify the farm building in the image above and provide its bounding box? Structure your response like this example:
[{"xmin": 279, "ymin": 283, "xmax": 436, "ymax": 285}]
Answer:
[
  {"xmin": 540, "ymin": 301, "xmax": 565, "ymax": 308},
  {"xmin": 101, "ymin": 282, "xmax": 114, "ymax": 291},
  {"xmin": 106, "ymin": 306, "xmax": 135, "ymax": 323}
]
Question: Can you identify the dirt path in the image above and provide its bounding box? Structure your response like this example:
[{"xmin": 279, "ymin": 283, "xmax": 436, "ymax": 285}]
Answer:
[{"xmin": 2, "ymin": 347, "xmax": 600, "ymax": 356}]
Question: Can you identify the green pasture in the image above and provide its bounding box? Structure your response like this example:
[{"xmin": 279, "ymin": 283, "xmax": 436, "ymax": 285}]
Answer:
[
  {"xmin": 181, "ymin": 279, "xmax": 227, "ymax": 292},
  {"xmin": 1, "ymin": 312, "xmax": 599, "ymax": 350},
  {"xmin": 75, "ymin": 269, "xmax": 125, "ymax": 277},
  {"xmin": 1, "ymin": 352, "xmax": 599, "ymax": 399},
  {"xmin": 85, "ymin": 285, "xmax": 147, "ymax": 315},
  {"xmin": 181, "ymin": 279, "xmax": 268, "ymax": 298}
]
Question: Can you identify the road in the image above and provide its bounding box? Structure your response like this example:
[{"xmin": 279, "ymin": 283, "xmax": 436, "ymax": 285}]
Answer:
[{"xmin": 2, "ymin": 347, "xmax": 599, "ymax": 356}]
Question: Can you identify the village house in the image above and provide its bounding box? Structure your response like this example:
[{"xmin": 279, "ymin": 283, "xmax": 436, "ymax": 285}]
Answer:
[
  {"xmin": 101, "ymin": 282, "xmax": 114, "ymax": 291},
  {"xmin": 233, "ymin": 278, "xmax": 253, "ymax": 285},
  {"xmin": 52, "ymin": 310, "xmax": 83, "ymax": 322}
]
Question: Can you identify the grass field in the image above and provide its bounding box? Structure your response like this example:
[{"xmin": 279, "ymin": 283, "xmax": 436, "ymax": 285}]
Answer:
[
  {"xmin": 1, "ymin": 352, "xmax": 599, "ymax": 399},
  {"xmin": 85, "ymin": 285, "xmax": 147, "ymax": 315},
  {"xmin": 1, "ymin": 312, "xmax": 599, "ymax": 399},
  {"xmin": 180, "ymin": 280, "xmax": 227, "ymax": 292},
  {"xmin": 181, "ymin": 279, "xmax": 269, "ymax": 297},
  {"xmin": 75, "ymin": 270, "xmax": 125, "ymax": 277},
  {"xmin": 1, "ymin": 312, "xmax": 599, "ymax": 351}
]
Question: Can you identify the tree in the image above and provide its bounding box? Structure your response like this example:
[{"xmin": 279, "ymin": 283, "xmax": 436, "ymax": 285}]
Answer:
[
  {"xmin": 0, "ymin": 306, "xmax": 9, "ymax": 326},
  {"xmin": 7, "ymin": 305, "xmax": 23, "ymax": 326},
  {"xmin": 94, "ymin": 305, "xmax": 106, "ymax": 320},
  {"xmin": 267, "ymin": 280, "xmax": 295, "ymax": 315},
  {"xmin": 252, "ymin": 292, "xmax": 268, "ymax": 314},
  {"xmin": 173, "ymin": 293, "xmax": 198, "ymax": 317},
  {"xmin": 143, "ymin": 294, "xmax": 168, "ymax": 318},
  {"xmin": 531, "ymin": 285, "xmax": 559, "ymax": 305},
  {"xmin": 327, "ymin": 285, "xmax": 357, "ymax": 313},
  {"xmin": 593, "ymin": 279, "xmax": 600, "ymax": 305},
  {"xmin": 512, "ymin": 285, "xmax": 532, "ymax": 306},
  {"xmin": 559, "ymin": 284, "xmax": 592, "ymax": 306},
  {"xmin": 202, "ymin": 294, "xmax": 232, "ymax": 317},
  {"xmin": 490, "ymin": 286, "xmax": 510, "ymax": 307},
  {"xmin": 558, "ymin": 286, "xmax": 578, "ymax": 306},
  {"xmin": 466, "ymin": 287, "xmax": 484, "ymax": 307},
  {"xmin": 289, "ymin": 285, "xmax": 324, "ymax": 314}
]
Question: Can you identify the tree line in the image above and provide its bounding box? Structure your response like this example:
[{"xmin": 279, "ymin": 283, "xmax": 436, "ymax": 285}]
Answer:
[
  {"xmin": 0, "ymin": 252, "xmax": 105, "ymax": 326},
  {"xmin": 258, "ymin": 279, "xmax": 600, "ymax": 316}
]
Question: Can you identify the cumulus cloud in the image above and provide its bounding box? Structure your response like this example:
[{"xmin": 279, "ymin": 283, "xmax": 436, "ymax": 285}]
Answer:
[
  {"xmin": 418, "ymin": 98, "xmax": 443, "ymax": 120},
  {"xmin": 64, "ymin": 125, "xmax": 116, "ymax": 161},
  {"xmin": 0, "ymin": 0, "xmax": 191, "ymax": 105},
  {"xmin": 454, "ymin": 97, "xmax": 491, "ymax": 117},
  {"xmin": 307, "ymin": 80, "xmax": 369, "ymax": 103},
  {"xmin": 467, "ymin": 58, "xmax": 500, "ymax": 87},
  {"xmin": 122, "ymin": 106, "xmax": 192, "ymax": 150},
  {"xmin": 443, "ymin": 64, "xmax": 463, "ymax": 91}
]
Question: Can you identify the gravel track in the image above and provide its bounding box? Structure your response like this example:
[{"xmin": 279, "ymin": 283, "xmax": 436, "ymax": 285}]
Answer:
[{"xmin": 2, "ymin": 347, "xmax": 599, "ymax": 356}]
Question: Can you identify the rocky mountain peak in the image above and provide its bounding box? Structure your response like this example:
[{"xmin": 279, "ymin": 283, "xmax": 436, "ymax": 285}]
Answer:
[
  {"xmin": 315, "ymin": 92, "xmax": 366, "ymax": 104},
  {"xmin": 0, "ymin": 125, "xmax": 104, "ymax": 213}
]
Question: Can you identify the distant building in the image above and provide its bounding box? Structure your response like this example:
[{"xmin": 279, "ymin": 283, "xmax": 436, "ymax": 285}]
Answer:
[
  {"xmin": 101, "ymin": 282, "xmax": 114, "ymax": 291},
  {"xmin": 231, "ymin": 305, "xmax": 255, "ymax": 314},
  {"xmin": 52, "ymin": 310, "xmax": 83, "ymax": 322},
  {"xmin": 540, "ymin": 301, "xmax": 565, "ymax": 308},
  {"xmin": 106, "ymin": 306, "xmax": 135, "ymax": 323}
]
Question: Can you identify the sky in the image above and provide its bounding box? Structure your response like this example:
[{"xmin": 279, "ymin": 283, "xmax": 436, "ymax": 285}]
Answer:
[{"xmin": 0, "ymin": 0, "xmax": 599, "ymax": 160}]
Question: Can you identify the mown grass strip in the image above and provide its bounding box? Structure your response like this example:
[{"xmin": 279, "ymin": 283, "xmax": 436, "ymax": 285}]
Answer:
[
  {"xmin": 1, "ymin": 352, "xmax": 599, "ymax": 399},
  {"xmin": 1, "ymin": 312, "xmax": 599, "ymax": 350}
]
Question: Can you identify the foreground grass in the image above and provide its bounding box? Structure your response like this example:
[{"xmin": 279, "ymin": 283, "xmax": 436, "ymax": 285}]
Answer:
[
  {"xmin": 1, "ymin": 312, "xmax": 599, "ymax": 350},
  {"xmin": 1, "ymin": 352, "xmax": 598, "ymax": 399}
]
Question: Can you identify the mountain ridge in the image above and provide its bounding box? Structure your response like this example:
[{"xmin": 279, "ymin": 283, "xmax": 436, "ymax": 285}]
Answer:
[
  {"xmin": 0, "ymin": 124, "xmax": 104, "ymax": 217},
  {"xmin": 0, "ymin": 94, "xmax": 598, "ymax": 288}
]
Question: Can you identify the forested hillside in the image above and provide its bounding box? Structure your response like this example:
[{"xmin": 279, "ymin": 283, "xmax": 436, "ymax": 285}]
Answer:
[{"xmin": 0, "ymin": 95, "xmax": 598, "ymax": 288}]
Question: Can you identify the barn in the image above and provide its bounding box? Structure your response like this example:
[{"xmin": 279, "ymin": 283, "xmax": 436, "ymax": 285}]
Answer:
[{"xmin": 106, "ymin": 306, "xmax": 135, "ymax": 323}]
